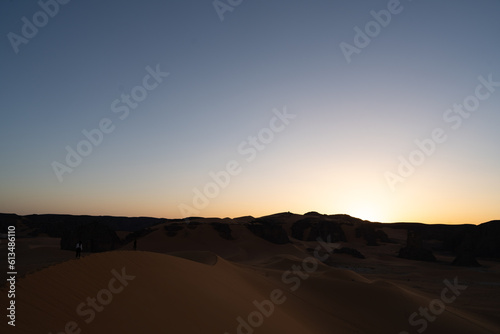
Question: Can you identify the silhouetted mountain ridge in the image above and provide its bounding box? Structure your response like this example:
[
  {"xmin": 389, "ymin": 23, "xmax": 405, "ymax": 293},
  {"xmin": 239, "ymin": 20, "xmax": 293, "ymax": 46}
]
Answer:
[{"xmin": 1, "ymin": 213, "xmax": 499, "ymax": 260}]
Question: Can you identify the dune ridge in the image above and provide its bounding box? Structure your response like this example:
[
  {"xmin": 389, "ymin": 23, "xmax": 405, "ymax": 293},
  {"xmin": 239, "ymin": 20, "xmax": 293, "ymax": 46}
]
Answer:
[{"xmin": 2, "ymin": 250, "xmax": 497, "ymax": 334}]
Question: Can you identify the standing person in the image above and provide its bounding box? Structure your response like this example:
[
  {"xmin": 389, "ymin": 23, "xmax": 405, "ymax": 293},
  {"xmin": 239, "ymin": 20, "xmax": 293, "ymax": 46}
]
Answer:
[
  {"xmin": 76, "ymin": 240, "xmax": 82, "ymax": 259},
  {"xmin": 133, "ymin": 239, "xmax": 137, "ymax": 251}
]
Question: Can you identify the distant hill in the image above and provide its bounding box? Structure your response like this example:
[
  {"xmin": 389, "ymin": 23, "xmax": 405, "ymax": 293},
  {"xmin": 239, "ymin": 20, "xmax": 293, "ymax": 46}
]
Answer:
[
  {"xmin": 0, "ymin": 213, "xmax": 165, "ymax": 237},
  {"xmin": 1, "ymin": 212, "xmax": 499, "ymax": 260}
]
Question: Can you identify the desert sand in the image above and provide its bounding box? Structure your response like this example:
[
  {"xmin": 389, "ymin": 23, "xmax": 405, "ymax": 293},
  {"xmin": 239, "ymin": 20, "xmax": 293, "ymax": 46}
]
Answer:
[{"xmin": 1, "ymin": 214, "xmax": 499, "ymax": 333}]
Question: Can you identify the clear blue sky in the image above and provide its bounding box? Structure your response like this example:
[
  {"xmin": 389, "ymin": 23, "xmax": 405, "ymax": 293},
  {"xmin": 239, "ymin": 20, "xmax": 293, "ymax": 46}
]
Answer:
[{"xmin": 1, "ymin": 0, "xmax": 499, "ymax": 223}]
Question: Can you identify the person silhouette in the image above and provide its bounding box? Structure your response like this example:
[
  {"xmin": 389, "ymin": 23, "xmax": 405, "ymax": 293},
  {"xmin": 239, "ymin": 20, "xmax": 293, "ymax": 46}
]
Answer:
[
  {"xmin": 76, "ymin": 240, "xmax": 83, "ymax": 259},
  {"xmin": 133, "ymin": 239, "xmax": 137, "ymax": 251}
]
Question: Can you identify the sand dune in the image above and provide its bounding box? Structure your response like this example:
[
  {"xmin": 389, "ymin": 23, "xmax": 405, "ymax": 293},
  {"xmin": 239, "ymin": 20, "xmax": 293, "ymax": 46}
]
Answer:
[{"xmin": 2, "ymin": 249, "xmax": 497, "ymax": 334}]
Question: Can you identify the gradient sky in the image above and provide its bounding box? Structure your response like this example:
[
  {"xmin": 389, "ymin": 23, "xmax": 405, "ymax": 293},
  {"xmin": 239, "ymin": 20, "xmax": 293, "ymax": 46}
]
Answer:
[{"xmin": 1, "ymin": 0, "xmax": 499, "ymax": 224}]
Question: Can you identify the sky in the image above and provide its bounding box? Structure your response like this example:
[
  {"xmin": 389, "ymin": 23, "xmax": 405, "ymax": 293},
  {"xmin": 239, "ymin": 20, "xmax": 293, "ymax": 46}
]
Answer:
[{"xmin": 1, "ymin": 0, "xmax": 499, "ymax": 224}]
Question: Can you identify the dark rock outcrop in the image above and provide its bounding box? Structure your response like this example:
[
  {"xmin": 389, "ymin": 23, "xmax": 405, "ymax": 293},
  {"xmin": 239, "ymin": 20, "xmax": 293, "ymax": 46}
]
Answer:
[
  {"xmin": 387, "ymin": 221, "xmax": 500, "ymax": 260},
  {"xmin": 210, "ymin": 222, "xmax": 234, "ymax": 240},
  {"xmin": 334, "ymin": 247, "xmax": 365, "ymax": 259},
  {"xmin": 452, "ymin": 251, "xmax": 481, "ymax": 267},
  {"xmin": 355, "ymin": 223, "xmax": 390, "ymax": 246},
  {"xmin": 246, "ymin": 219, "xmax": 289, "ymax": 244},
  {"xmin": 451, "ymin": 235, "xmax": 481, "ymax": 267},
  {"xmin": 291, "ymin": 217, "xmax": 346, "ymax": 243},
  {"xmin": 398, "ymin": 230, "xmax": 436, "ymax": 262},
  {"xmin": 474, "ymin": 220, "xmax": 500, "ymax": 259}
]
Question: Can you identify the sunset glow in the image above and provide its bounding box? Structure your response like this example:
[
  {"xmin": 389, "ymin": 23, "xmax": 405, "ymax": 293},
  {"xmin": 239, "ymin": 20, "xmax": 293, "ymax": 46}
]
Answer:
[{"xmin": 1, "ymin": 1, "xmax": 499, "ymax": 224}]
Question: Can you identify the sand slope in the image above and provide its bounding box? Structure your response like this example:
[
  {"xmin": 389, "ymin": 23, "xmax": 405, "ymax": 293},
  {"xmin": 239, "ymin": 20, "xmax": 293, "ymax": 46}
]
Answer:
[
  {"xmin": 1, "ymin": 250, "xmax": 497, "ymax": 334},
  {"xmin": 124, "ymin": 222, "xmax": 306, "ymax": 262}
]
